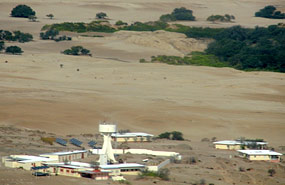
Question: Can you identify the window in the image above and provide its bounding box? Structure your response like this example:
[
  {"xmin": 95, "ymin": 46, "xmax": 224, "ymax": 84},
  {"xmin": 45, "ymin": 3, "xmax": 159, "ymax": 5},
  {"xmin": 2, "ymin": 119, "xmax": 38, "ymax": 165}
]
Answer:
[
  {"xmin": 66, "ymin": 170, "xmax": 70, "ymax": 173},
  {"xmin": 60, "ymin": 169, "xmax": 63, "ymax": 172}
]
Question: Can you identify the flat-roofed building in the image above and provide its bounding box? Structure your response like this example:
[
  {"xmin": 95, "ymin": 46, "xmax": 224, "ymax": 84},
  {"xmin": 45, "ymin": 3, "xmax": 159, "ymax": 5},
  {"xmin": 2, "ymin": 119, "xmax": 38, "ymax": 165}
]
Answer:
[
  {"xmin": 40, "ymin": 150, "xmax": 88, "ymax": 162},
  {"xmin": 100, "ymin": 163, "xmax": 145, "ymax": 175},
  {"xmin": 213, "ymin": 140, "xmax": 267, "ymax": 150},
  {"xmin": 2, "ymin": 155, "xmax": 55, "ymax": 170},
  {"xmin": 111, "ymin": 132, "xmax": 153, "ymax": 142},
  {"xmin": 238, "ymin": 150, "xmax": 282, "ymax": 162}
]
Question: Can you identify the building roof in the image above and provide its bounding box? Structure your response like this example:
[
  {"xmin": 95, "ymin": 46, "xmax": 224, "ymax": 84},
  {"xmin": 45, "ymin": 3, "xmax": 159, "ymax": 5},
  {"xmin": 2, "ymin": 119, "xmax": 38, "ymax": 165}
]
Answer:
[
  {"xmin": 237, "ymin": 150, "xmax": 282, "ymax": 156},
  {"xmin": 40, "ymin": 150, "xmax": 87, "ymax": 156},
  {"xmin": 100, "ymin": 163, "xmax": 145, "ymax": 169},
  {"xmin": 111, "ymin": 132, "xmax": 153, "ymax": 138},
  {"xmin": 44, "ymin": 161, "xmax": 92, "ymax": 168},
  {"xmin": 9, "ymin": 155, "xmax": 56, "ymax": 163},
  {"xmin": 213, "ymin": 140, "xmax": 267, "ymax": 145}
]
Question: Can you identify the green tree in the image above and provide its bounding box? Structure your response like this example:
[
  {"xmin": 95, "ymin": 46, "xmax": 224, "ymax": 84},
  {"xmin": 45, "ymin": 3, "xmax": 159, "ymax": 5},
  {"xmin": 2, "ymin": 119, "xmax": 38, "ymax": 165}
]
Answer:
[
  {"xmin": 172, "ymin": 7, "xmax": 195, "ymax": 21},
  {"xmin": 96, "ymin": 12, "xmax": 107, "ymax": 19},
  {"xmin": 46, "ymin": 14, "xmax": 54, "ymax": 19},
  {"xmin": 158, "ymin": 132, "xmax": 171, "ymax": 139},
  {"xmin": 255, "ymin": 5, "xmax": 285, "ymax": 19},
  {"xmin": 5, "ymin": 46, "xmax": 23, "ymax": 54},
  {"xmin": 172, "ymin": 131, "xmax": 184, "ymax": 140},
  {"xmin": 11, "ymin": 5, "xmax": 36, "ymax": 18}
]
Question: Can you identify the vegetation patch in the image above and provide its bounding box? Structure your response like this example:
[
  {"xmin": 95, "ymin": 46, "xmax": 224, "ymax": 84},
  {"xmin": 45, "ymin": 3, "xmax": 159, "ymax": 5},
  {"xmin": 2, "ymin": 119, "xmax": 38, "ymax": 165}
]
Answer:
[
  {"xmin": 141, "ymin": 52, "xmax": 228, "ymax": 68},
  {"xmin": 138, "ymin": 169, "xmax": 170, "ymax": 181},
  {"xmin": 5, "ymin": 46, "xmax": 23, "ymax": 55},
  {"xmin": 0, "ymin": 30, "xmax": 33, "ymax": 43},
  {"xmin": 207, "ymin": 14, "xmax": 235, "ymax": 23},
  {"xmin": 160, "ymin": 7, "xmax": 196, "ymax": 22},
  {"xmin": 206, "ymin": 25, "xmax": 285, "ymax": 72},
  {"xmin": 40, "ymin": 29, "xmax": 71, "ymax": 42},
  {"xmin": 62, "ymin": 46, "xmax": 91, "ymax": 56},
  {"xmin": 158, "ymin": 131, "xmax": 184, "ymax": 140},
  {"xmin": 42, "ymin": 21, "xmax": 116, "ymax": 33},
  {"xmin": 255, "ymin": 5, "xmax": 285, "ymax": 19}
]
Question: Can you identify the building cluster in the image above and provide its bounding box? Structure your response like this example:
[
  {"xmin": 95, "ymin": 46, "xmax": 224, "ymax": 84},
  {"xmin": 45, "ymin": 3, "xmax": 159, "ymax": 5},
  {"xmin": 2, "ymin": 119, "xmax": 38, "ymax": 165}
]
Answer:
[
  {"xmin": 1, "ymin": 123, "xmax": 181, "ymax": 181},
  {"xmin": 213, "ymin": 139, "xmax": 283, "ymax": 162}
]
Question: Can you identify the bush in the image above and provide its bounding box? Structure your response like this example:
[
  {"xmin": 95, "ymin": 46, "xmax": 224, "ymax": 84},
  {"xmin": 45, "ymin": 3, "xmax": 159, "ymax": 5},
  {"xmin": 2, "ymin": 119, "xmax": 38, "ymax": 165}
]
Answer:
[
  {"xmin": 63, "ymin": 46, "xmax": 91, "ymax": 56},
  {"xmin": 158, "ymin": 131, "xmax": 184, "ymax": 140},
  {"xmin": 0, "ymin": 30, "xmax": 33, "ymax": 42},
  {"xmin": 0, "ymin": 41, "xmax": 4, "ymax": 51},
  {"xmin": 96, "ymin": 12, "xmax": 107, "ymax": 19},
  {"xmin": 207, "ymin": 14, "xmax": 235, "ymax": 22},
  {"xmin": 255, "ymin": 5, "xmax": 285, "ymax": 19},
  {"xmin": 268, "ymin": 169, "xmax": 276, "ymax": 177},
  {"xmin": 11, "ymin": 5, "xmax": 36, "ymax": 18},
  {"xmin": 138, "ymin": 169, "xmax": 170, "ymax": 181},
  {"xmin": 115, "ymin": 20, "xmax": 128, "ymax": 26},
  {"xmin": 160, "ymin": 7, "xmax": 195, "ymax": 22},
  {"xmin": 5, "ymin": 46, "xmax": 23, "ymax": 54}
]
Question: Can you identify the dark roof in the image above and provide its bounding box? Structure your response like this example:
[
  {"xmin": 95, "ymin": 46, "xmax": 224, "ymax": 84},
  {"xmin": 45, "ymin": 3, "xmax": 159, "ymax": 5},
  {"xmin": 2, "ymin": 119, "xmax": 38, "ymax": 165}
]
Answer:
[{"xmin": 31, "ymin": 166, "xmax": 49, "ymax": 170}]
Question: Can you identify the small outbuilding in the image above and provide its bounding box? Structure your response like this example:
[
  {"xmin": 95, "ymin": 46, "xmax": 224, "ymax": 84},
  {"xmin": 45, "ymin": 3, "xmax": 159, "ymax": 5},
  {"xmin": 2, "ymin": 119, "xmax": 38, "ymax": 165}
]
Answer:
[
  {"xmin": 238, "ymin": 150, "xmax": 282, "ymax": 162},
  {"xmin": 111, "ymin": 132, "xmax": 153, "ymax": 142}
]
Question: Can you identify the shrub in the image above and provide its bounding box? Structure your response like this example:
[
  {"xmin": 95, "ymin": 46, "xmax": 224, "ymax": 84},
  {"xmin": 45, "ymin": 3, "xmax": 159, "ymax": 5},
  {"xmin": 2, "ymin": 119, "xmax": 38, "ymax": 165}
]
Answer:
[
  {"xmin": 160, "ymin": 7, "xmax": 195, "ymax": 22},
  {"xmin": 158, "ymin": 132, "xmax": 171, "ymax": 139},
  {"xmin": 158, "ymin": 131, "xmax": 184, "ymax": 140},
  {"xmin": 46, "ymin": 14, "xmax": 54, "ymax": 19},
  {"xmin": 5, "ymin": 46, "xmax": 23, "ymax": 54},
  {"xmin": 255, "ymin": 5, "xmax": 285, "ymax": 19},
  {"xmin": 96, "ymin": 12, "xmax": 107, "ymax": 19},
  {"xmin": 0, "ymin": 30, "xmax": 33, "ymax": 42},
  {"xmin": 0, "ymin": 41, "xmax": 4, "ymax": 51},
  {"xmin": 11, "ymin": 5, "xmax": 36, "ymax": 18},
  {"xmin": 63, "ymin": 46, "xmax": 91, "ymax": 56},
  {"xmin": 115, "ymin": 20, "xmax": 128, "ymax": 26},
  {"xmin": 139, "ymin": 168, "xmax": 170, "ymax": 181},
  {"xmin": 268, "ymin": 169, "xmax": 276, "ymax": 177},
  {"xmin": 207, "ymin": 14, "xmax": 235, "ymax": 22}
]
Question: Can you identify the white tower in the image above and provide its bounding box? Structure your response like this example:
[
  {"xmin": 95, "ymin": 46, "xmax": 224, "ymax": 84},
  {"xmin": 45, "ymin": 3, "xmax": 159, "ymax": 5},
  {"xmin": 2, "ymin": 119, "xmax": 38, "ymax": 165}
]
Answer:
[{"xmin": 99, "ymin": 123, "xmax": 117, "ymax": 163}]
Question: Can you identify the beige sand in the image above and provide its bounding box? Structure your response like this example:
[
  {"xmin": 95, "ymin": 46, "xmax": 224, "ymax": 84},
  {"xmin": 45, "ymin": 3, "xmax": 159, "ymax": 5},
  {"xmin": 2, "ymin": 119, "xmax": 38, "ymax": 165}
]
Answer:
[{"xmin": 0, "ymin": 1, "xmax": 285, "ymax": 184}]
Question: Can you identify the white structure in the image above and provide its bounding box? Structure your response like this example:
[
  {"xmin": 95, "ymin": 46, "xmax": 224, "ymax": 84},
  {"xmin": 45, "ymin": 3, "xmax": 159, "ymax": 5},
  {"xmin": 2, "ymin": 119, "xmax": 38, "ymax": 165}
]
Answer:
[
  {"xmin": 99, "ymin": 123, "xmax": 117, "ymax": 163},
  {"xmin": 237, "ymin": 150, "xmax": 282, "ymax": 162},
  {"xmin": 213, "ymin": 140, "xmax": 268, "ymax": 150}
]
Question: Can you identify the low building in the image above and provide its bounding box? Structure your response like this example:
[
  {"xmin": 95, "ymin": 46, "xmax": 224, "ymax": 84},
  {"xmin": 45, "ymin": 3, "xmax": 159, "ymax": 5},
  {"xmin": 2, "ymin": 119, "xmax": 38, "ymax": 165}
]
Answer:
[
  {"xmin": 79, "ymin": 170, "xmax": 110, "ymax": 180},
  {"xmin": 40, "ymin": 150, "xmax": 88, "ymax": 162},
  {"xmin": 111, "ymin": 132, "xmax": 153, "ymax": 142},
  {"xmin": 100, "ymin": 163, "xmax": 145, "ymax": 175},
  {"xmin": 2, "ymin": 155, "xmax": 55, "ymax": 170},
  {"xmin": 238, "ymin": 150, "xmax": 282, "ymax": 162},
  {"xmin": 45, "ymin": 161, "xmax": 94, "ymax": 178},
  {"xmin": 213, "ymin": 140, "xmax": 267, "ymax": 150}
]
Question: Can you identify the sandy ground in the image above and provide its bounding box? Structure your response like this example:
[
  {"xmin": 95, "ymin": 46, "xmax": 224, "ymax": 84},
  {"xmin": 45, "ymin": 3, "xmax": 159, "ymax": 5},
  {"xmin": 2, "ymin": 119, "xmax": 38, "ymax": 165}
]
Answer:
[{"xmin": 0, "ymin": 0, "xmax": 285, "ymax": 184}]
